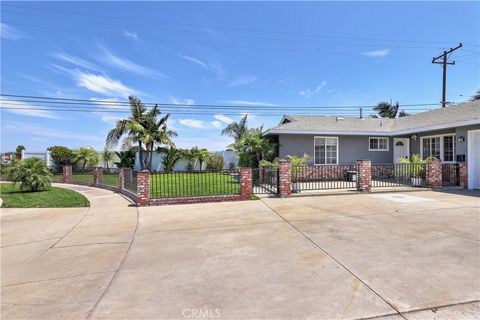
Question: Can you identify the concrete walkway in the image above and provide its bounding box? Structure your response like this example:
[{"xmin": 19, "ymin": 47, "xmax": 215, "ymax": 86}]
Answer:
[{"xmin": 1, "ymin": 184, "xmax": 479, "ymax": 319}]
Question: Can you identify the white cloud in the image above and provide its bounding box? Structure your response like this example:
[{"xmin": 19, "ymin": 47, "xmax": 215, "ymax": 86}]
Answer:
[
  {"xmin": 3, "ymin": 121, "xmax": 103, "ymax": 142},
  {"xmin": 168, "ymin": 96, "xmax": 195, "ymax": 106},
  {"xmin": 179, "ymin": 55, "xmax": 209, "ymax": 69},
  {"xmin": 300, "ymin": 80, "xmax": 328, "ymax": 98},
  {"xmin": 214, "ymin": 114, "xmax": 234, "ymax": 124},
  {"xmin": 227, "ymin": 75, "xmax": 256, "ymax": 87},
  {"xmin": 98, "ymin": 45, "xmax": 165, "ymax": 79},
  {"xmin": 52, "ymin": 52, "xmax": 101, "ymax": 71},
  {"xmin": 123, "ymin": 30, "xmax": 140, "ymax": 41},
  {"xmin": 101, "ymin": 114, "xmax": 123, "ymax": 124},
  {"xmin": 0, "ymin": 23, "xmax": 22, "ymax": 40},
  {"xmin": 210, "ymin": 120, "xmax": 223, "ymax": 128},
  {"xmin": 0, "ymin": 101, "xmax": 61, "ymax": 119},
  {"xmin": 225, "ymin": 100, "xmax": 276, "ymax": 106},
  {"xmin": 74, "ymin": 71, "xmax": 138, "ymax": 98},
  {"xmin": 179, "ymin": 119, "xmax": 208, "ymax": 129},
  {"xmin": 363, "ymin": 49, "xmax": 390, "ymax": 58},
  {"xmin": 179, "ymin": 55, "xmax": 226, "ymax": 77}
]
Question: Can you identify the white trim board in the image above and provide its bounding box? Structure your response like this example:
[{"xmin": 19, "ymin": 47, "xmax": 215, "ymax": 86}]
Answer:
[{"xmin": 467, "ymin": 129, "xmax": 480, "ymax": 190}]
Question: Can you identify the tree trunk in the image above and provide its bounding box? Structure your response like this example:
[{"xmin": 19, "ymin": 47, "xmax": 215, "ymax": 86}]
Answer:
[
  {"xmin": 83, "ymin": 160, "xmax": 87, "ymax": 171},
  {"xmin": 138, "ymin": 141, "xmax": 144, "ymax": 170},
  {"xmin": 148, "ymin": 143, "xmax": 154, "ymax": 171}
]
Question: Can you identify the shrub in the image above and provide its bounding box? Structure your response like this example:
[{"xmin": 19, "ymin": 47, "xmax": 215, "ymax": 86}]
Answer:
[
  {"xmin": 1, "ymin": 163, "xmax": 13, "ymax": 180},
  {"xmin": 49, "ymin": 146, "xmax": 75, "ymax": 167},
  {"xmin": 114, "ymin": 150, "xmax": 136, "ymax": 168},
  {"xmin": 205, "ymin": 154, "xmax": 224, "ymax": 170},
  {"xmin": 7, "ymin": 158, "xmax": 53, "ymax": 192}
]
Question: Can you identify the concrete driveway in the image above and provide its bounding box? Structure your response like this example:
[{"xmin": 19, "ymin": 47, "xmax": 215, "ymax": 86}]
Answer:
[{"xmin": 1, "ymin": 185, "xmax": 479, "ymax": 319}]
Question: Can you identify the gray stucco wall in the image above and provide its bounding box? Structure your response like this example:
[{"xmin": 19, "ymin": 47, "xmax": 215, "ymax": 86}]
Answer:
[
  {"xmin": 278, "ymin": 135, "xmax": 394, "ymax": 165},
  {"xmin": 410, "ymin": 124, "xmax": 480, "ymax": 160},
  {"xmin": 278, "ymin": 123, "xmax": 480, "ymax": 165}
]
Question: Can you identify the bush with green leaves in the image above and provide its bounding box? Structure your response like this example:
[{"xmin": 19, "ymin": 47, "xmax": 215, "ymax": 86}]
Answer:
[
  {"xmin": 1, "ymin": 163, "xmax": 13, "ymax": 180},
  {"xmin": 114, "ymin": 150, "xmax": 136, "ymax": 168},
  {"xmin": 49, "ymin": 146, "xmax": 76, "ymax": 168},
  {"xmin": 205, "ymin": 154, "xmax": 224, "ymax": 170},
  {"xmin": 7, "ymin": 158, "xmax": 53, "ymax": 192}
]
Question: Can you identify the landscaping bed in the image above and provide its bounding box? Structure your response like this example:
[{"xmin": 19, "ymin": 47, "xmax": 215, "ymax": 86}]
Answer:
[{"xmin": 0, "ymin": 183, "xmax": 90, "ymax": 208}]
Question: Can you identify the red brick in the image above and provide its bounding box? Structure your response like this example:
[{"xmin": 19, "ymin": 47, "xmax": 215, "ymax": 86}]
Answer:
[
  {"xmin": 63, "ymin": 165, "xmax": 72, "ymax": 182},
  {"xmin": 93, "ymin": 167, "xmax": 103, "ymax": 185},
  {"xmin": 136, "ymin": 170, "xmax": 150, "ymax": 206},
  {"xmin": 278, "ymin": 159, "xmax": 291, "ymax": 197},
  {"xmin": 426, "ymin": 158, "xmax": 442, "ymax": 188},
  {"xmin": 357, "ymin": 160, "xmax": 371, "ymax": 192}
]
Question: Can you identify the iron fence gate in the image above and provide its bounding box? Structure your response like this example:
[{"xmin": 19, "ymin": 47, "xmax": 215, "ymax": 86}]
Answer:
[
  {"xmin": 442, "ymin": 163, "xmax": 460, "ymax": 187},
  {"xmin": 252, "ymin": 167, "xmax": 278, "ymax": 195},
  {"xmin": 291, "ymin": 165, "xmax": 358, "ymax": 191},
  {"xmin": 372, "ymin": 163, "xmax": 427, "ymax": 188}
]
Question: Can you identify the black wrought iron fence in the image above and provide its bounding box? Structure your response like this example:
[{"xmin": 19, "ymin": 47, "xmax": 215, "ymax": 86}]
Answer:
[
  {"xmin": 150, "ymin": 169, "xmax": 241, "ymax": 198},
  {"xmin": 372, "ymin": 163, "xmax": 426, "ymax": 187},
  {"xmin": 71, "ymin": 167, "xmax": 94, "ymax": 184},
  {"xmin": 252, "ymin": 167, "xmax": 278, "ymax": 194},
  {"xmin": 291, "ymin": 165, "xmax": 358, "ymax": 191},
  {"xmin": 124, "ymin": 170, "xmax": 137, "ymax": 193},
  {"xmin": 102, "ymin": 168, "xmax": 119, "ymax": 187},
  {"xmin": 442, "ymin": 163, "xmax": 460, "ymax": 187}
]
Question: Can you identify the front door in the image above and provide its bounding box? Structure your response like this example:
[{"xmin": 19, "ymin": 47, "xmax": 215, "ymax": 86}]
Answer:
[
  {"xmin": 393, "ymin": 138, "xmax": 410, "ymax": 163},
  {"xmin": 468, "ymin": 129, "xmax": 480, "ymax": 189}
]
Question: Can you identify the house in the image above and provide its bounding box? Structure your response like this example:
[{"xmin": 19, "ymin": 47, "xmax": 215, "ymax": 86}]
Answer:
[{"xmin": 264, "ymin": 101, "xmax": 480, "ymax": 189}]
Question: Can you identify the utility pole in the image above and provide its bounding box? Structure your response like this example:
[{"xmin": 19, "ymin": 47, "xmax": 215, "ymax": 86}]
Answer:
[{"xmin": 432, "ymin": 43, "xmax": 462, "ymax": 108}]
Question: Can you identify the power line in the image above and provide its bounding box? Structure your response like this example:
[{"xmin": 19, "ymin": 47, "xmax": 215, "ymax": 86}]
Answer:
[
  {"xmin": 2, "ymin": 2, "xmax": 466, "ymax": 46},
  {"xmin": 3, "ymin": 21, "xmax": 436, "ymax": 59},
  {"xmin": 2, "ymin": 9, "xmax": 457, "ymax": 50},
  {"xmin": 0, "ymin": 94, "xmax": 441, "ymax": 110}
]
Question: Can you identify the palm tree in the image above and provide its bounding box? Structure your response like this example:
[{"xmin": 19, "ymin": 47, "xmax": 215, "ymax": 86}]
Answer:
[
  {"xmin": 221, "ymin": 114, "xmax": 249, "ymax": 142},
  {"xmin": 114, "ymin": 150, "xmax": 136, "ymax": 168},
  {"xmin": 74, "ymin": 146, "xmax": 98, "ymax": 171},
  {"xmin": 106, "ymin": 97, "xmax": 176, "ymax": 171},
  {"xmin": 101, "ymin": 147, "xmax": 115, "ymax": 172},
  {"xmin": 107, "ymin": 96, "xmax": 148, "ymax": 169},
  {"xmin": 192, "ymin": 147, "xmax": 209, "ymax": 170},
  {"xmin": 372, "ymin": 101, "xmax": 409, "ymax": 118},
  {"xmin": 471, "ymin": 90, "xmax": 480, "ymax": 101}
]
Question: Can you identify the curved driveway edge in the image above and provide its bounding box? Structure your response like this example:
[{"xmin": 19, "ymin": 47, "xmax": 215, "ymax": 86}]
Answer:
[{"xmin": 1, "ymin": 184, "xmax": 138, "ymax": 320}]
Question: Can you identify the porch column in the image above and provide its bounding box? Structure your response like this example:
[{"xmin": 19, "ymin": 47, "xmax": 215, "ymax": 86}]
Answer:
[
  {"xmin": 459, "ymin": 162, "xmax": 468, "ymax": 189},
  {"xmin": 426, "ymin": 158, "xmax": 442, "ymax": 188},
  {"xmin": 278, "ymin": 159, "xmax": 292, "ymax": 197},
  {"xmin": 357, "ymin": 160, "xmax": 371, "ymax": 192},
  {"xmin": 63, "ymin": 165, "xmax": 72, "ymax": 182}
]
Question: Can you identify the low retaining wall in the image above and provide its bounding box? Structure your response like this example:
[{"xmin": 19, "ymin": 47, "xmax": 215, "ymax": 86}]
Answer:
[{"xmin": 149, "ymin": 194, "xmax": 249, "ymax": 206}]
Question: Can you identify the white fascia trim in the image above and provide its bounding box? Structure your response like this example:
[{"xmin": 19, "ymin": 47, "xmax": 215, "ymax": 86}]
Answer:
[{"xmin": 265, "ymin": 119, "xmax": 480, "ymax": 136}]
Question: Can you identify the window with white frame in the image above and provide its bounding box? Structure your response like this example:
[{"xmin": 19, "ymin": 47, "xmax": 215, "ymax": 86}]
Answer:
[
  {"xmin": 369, "ymin": 137, "xmax": 389, "ymax": 151},
  {"xmin": 421, "ymin": 134, "xmax": 455, "ymax": 162},
  {"xmin": 314, "ymin": 137, "xmax": 338, "ymax": 165}
]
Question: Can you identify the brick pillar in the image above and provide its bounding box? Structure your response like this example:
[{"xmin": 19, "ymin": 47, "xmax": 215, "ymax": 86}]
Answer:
[
  {"xmin": 240, "ymin": 167, "xmax": 253, "ymax": 199},
  {"xmin": 63, "ymin": 165, "xmax": 72, "ymax": 182},
  {"xmin": 459, "ymin": 162, "xmax": 468, "ymax": 189},
  {"xmin": 426, "ymin": 158, "xmax": 442, "ymax": 188},
  {"xmin": 357, "ymin": 160, "xmax": 371, "ymax": 192},
  {"xmin": 119, "ymin": 167, "xmax": 132, "ymax": 190},
  {"xmin": 136, "ymin": 170, "xmax": 150, "ymax": 206},
  {"xmin": 93, "ymin": 167, "xmax": 103, "ymax": 185},
  {"xmin": 278, "ymin": 159, "xmax": 292, "ymax": 197}
]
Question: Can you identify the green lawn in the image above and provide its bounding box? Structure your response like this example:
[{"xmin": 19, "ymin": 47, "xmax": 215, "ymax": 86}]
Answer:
[
  {"xmin": 62, "ymin": 173, "xmax": 119, "ymax": 187},
  {"xmin": 0, "ymin": 183, "xmax": 90, "ymax": 208},
  {"xmin": 150, "ymin": 172, "xmax": 240, "ymax": 198}
]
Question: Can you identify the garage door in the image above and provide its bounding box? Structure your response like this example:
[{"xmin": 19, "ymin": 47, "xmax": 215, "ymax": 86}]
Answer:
[{"xmin": 468, "ymin": 129, "xmax": 480, "ymax": 190}]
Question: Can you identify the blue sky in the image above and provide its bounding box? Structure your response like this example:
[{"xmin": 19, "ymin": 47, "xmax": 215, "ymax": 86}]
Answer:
[{"xmin": 1, "ymin": 1, "xmax": 479, "ymax": 152}]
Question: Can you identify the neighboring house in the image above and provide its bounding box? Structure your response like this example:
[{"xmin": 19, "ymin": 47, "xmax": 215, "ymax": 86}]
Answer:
[
  {"xmin": 133, "ymin": 150, "xmax": 239, "ymax": 171},
  {"xmin": 265, "ymin": 101, "xmax": 480, "ymax": 189},
  {"xmin": 21, "ymin": 150, "xmax": 53, "ymax": 167}
]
